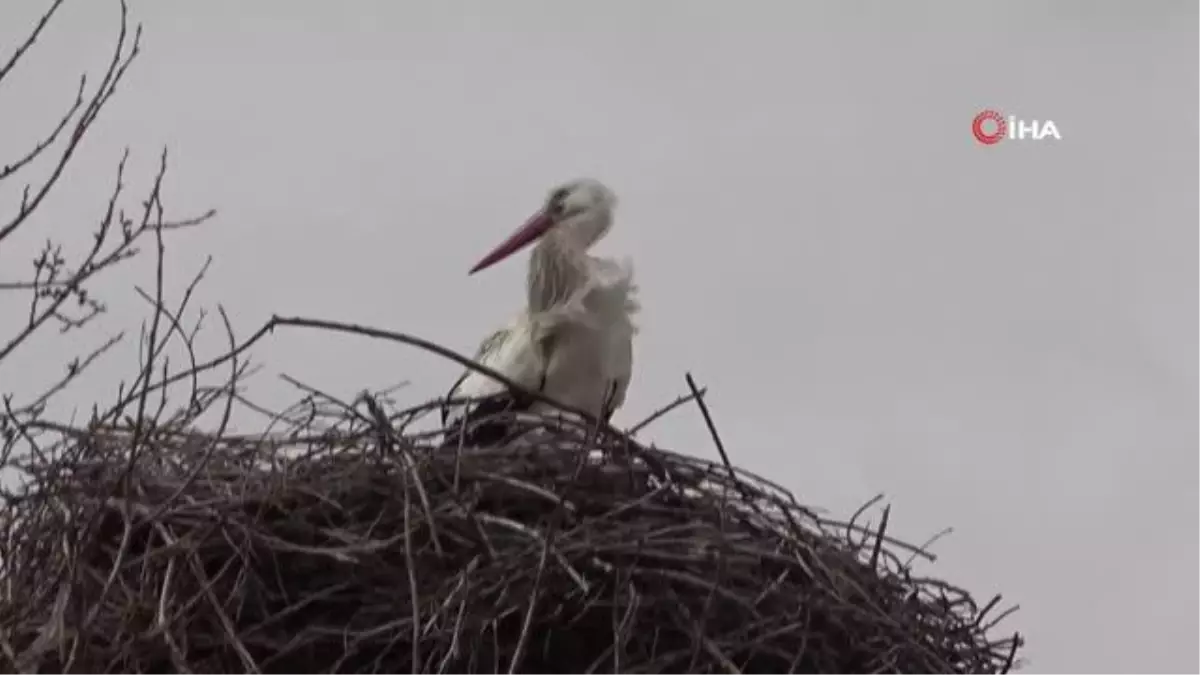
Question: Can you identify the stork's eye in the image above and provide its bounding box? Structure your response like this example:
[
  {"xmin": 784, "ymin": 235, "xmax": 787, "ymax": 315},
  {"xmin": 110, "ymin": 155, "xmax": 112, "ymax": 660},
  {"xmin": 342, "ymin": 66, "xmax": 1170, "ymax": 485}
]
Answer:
[{"xmin": 548, "ymin": 188, "xmax": 570, "ymax": 215}]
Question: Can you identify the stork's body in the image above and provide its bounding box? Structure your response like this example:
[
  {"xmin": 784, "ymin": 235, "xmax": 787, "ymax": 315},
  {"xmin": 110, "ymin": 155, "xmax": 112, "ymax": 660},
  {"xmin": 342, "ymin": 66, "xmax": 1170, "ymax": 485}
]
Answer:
[{"xmin": 442, "ymin": 179, "xmax": 638, "ymax": 446}]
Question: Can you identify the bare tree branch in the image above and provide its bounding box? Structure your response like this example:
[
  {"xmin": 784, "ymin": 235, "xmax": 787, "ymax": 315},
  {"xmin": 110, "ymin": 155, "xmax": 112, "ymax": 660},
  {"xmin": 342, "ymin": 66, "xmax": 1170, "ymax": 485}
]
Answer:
[{"xmin": 0, "ymin": 0, "xmax": 216, "ymax": 442}]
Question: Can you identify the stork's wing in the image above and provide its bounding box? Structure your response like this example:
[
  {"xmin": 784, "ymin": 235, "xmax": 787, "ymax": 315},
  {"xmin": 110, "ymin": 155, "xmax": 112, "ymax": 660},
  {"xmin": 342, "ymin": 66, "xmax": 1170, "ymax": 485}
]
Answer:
[
  {"xmin": 441, "ymin": 317, "xmax": 547, "ymax": 430},
  {"xmin": 607, "ymin": 332, "xmax": 633, "ymax": 417}
]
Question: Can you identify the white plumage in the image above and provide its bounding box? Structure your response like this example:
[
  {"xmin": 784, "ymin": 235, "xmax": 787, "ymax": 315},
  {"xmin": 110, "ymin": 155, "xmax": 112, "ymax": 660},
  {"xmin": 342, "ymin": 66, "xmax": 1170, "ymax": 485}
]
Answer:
[{"xmin": 442, "ymin": 178, "xmax": 638, "ymax": 446}]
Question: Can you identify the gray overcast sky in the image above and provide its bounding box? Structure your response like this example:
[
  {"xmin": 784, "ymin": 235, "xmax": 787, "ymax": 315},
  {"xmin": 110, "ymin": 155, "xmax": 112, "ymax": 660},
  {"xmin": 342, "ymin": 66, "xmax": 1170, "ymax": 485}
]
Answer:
[{"xmin": 1, "ymin": 1, "xmax": 1196, "ymax": 671}]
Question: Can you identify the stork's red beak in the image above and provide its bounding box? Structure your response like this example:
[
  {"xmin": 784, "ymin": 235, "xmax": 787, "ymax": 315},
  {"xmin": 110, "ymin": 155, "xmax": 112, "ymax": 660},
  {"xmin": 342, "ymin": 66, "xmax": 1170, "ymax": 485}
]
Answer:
[{"xmin": 468, "ymin": 208, "xmax": 555, "ymax": 275}]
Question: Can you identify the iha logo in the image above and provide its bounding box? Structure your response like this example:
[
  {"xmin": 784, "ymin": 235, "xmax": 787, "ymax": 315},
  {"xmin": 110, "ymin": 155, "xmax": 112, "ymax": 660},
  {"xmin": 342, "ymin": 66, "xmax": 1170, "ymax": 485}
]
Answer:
[{"xmin": 972, "ymin": 109, "xmax": 1062, "ymax": 145}]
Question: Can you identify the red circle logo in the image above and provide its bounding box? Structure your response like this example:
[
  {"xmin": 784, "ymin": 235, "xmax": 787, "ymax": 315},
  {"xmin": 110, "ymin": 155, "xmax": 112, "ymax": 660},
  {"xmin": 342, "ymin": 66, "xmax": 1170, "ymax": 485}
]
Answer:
[{"xmin": 972, "ymin": 110, "xmax": 1006, "ymax": 145}]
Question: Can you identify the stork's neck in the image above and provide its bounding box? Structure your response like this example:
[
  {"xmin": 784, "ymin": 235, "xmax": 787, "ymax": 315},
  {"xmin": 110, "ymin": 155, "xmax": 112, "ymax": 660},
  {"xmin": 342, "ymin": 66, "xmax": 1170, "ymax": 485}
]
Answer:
[{"xmin": 527, "ymin": 233, "xmax": 590, "ymax": 314}]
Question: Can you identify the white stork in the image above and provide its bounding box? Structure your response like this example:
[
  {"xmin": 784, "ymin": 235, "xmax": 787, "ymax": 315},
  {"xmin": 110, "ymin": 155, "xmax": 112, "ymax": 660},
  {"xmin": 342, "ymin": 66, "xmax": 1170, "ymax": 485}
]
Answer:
[{"xmin": 441, "ymin": 178, "xmax": 639, "ymax": 446}]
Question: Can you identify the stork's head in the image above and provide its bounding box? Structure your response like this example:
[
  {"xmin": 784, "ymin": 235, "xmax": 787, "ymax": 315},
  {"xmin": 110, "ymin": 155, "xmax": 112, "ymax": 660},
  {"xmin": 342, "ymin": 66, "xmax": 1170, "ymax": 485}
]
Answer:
[{"xmin": 468, "ymin": 178, "xmax": 617, "ymax": 275}]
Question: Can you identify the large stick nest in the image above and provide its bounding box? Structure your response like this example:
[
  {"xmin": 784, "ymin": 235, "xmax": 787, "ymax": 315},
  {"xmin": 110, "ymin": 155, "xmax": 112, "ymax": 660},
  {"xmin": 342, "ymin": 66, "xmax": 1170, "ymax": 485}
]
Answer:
[{"xmin": 0, "ymin": 391, "xmax": 1022, "ymax": 673}]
